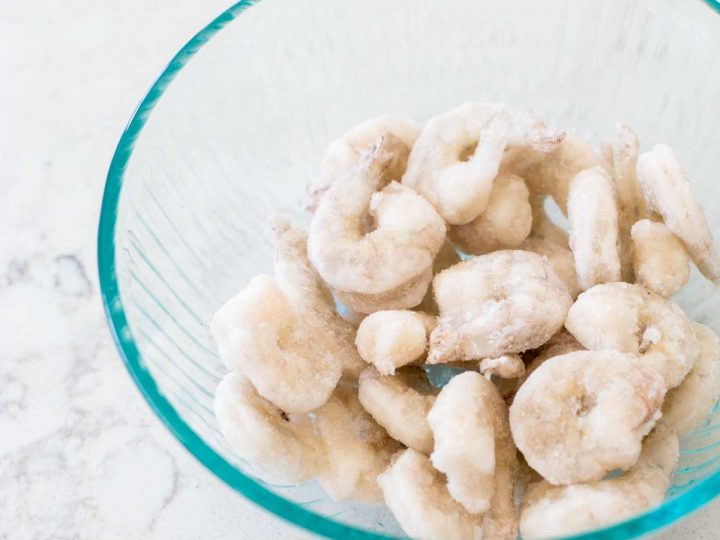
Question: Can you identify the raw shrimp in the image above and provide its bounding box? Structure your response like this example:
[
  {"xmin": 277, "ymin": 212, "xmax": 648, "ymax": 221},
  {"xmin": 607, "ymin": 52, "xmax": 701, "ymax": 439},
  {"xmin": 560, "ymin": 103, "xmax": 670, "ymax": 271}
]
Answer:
[
  {"xmin": 316, "ymin": 385, "xmax": 402, "ymax": 504},
  {"xmin": 308, "ymin": 138, "xmax": 446, "ymax": 313},
  {"xmin": 519, "ymin": 423, "xmax": 678, "ymax": 539},
  {"xmin": 565, "ymin": 282, "xmax": 699, "ymax": 388},
  {"xmin": 355, "ymin": 310, "xmax": 436, "ymax": 375},
  {"xmin": 306, "ymin": 115, "xmax": 420, "ymax": 211},
  {"xmin": 609, "ymin": 125, "xmax": 642, "ymax": 280},
  {"xmin": 270, "ymin": 217, "xmax": 367, "ymax": 378},
  {"xmin": 636, "ymin": 144, "xmax": 720, "ymax": 283},
  {"xmin": 520, "ymin": 237, "xmax": 581, "ymax": 298},
  {"xmin": 358, "ymin": 366, "xmax": 436, "ymax": 453},
  {"xmin": 528, "ymin": 192, "xmax": 569, "ymax": 247},
  {"xmin": 509, "ymin": 350, "xmax": 666, "ymax": 485},
  {"xmin": 520, "ymin": 134, "xmax": 609, "ymax": 214},
  {"xmin": 428, "ymin": 250, "xmax": 572, "ymax": 364},
  {"xmin": 402, "ymin": 102, "xmax": 564, "ymax": 225},
  {"xmin": 567, "ymin": 166, "xmax": 622, "ymax": 290},
  {"xmin": 214, "ymin": 372, "xmax": 324, "ymax": 483},
  {"xmin": 378, "ymin": 449, "xmax": 483, "ymax": 540},
  {"xmin": 210, "ymin": 275, "xmax": 342, "ymax": 413},
  {"xmin": 631, "ymin": 219, "xmax": 690, "ymax": 297},
  {"xmin": 479, "ymin": 354, "xmax": 526, "ymax": 379},
  {"xmin": 663, "ymin": 323, "xmax": 720, "ymax": 434},
  {"xmin": 334, "ymin": 264, "xmax": 434, "ymax": 314},
  {"xmin": 428, "ymin": 371, "xmax": 518, "ymax": 527},
  {"xmin": 450, "ymin": 173, "xmax": 533, "ymax": 255}
]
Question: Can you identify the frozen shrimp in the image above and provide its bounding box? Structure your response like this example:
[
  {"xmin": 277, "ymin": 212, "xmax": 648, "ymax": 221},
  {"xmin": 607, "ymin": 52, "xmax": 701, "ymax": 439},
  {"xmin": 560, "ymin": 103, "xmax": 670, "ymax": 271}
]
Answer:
[
  {"xmin": 663, "ymin": 322, "xmax": 720, "ymax": 434},
  {"xmin": 306, "ymin": 115, "xmax": 420, "ymax": 211},
  {"xmin": 214, "ymin": 372, "xmax": 324, "ymax": 483},
  {"xmin": 358, "ymin": 366, "xmax": 436, "ymax": 453},
  {"xmin": 565, "ymin": 282, "xmax": 699, "ymax": 388},
  {"xmin": 510, "ymin": 350, "xmax": 666, "ymax": 485},
  {"xmin": 427, "ymin": 372, "xmax": 518, "ymax": 526},
  {"xmin": 309, "ymin": 139, "xmax": 446, "ymax": 313},
  {"xmin": 356, "ymin": 310, "xmax": 436, "ymax": 375},
  {"xmin": 519, "ymin": 423, "xmax": 678, "ymax": 539},
  {"xmin": 210, "ymin": 275, "xmax": 342, "ymax": 413},
  {"xmin": 316, "ymin": 385, "xmax": 402, "ymax": 504},
  {"xmin": 403, "ymin": 102, "xmax": 564, "ymax": 225},
  {"xmin": 450, "ymin": 173, "xmax": 533, "ymax": 255},
  {"xmin": 637, "ymin": 144, "xmax": 720, "ymax": 283},
  {"xmin": 333, "ymin": 264, "xmax": 434, "ymax": 315},
  {"xmin": 428, "ymin": 250, "xmax": 572, "ymax": 363},
  {"xmin": 567, "ymin": 166, "xmax": 622, "ymax": 290},
  {"xmin": 270, "ymin": 217, "xmax": 367, "ymax": 378},
  {"xmin": 631, "ymin": 219, "xmax": 690, "ymax": 297},
  {"xmin": 378, "ymin": 449, "xmax": 483, "ymax": 540}
]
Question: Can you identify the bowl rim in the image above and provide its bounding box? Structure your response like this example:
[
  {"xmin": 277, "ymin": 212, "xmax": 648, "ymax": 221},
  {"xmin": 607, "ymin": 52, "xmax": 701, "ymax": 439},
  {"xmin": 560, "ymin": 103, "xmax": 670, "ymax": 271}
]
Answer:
[{"xmin": 97, "ymin": 0, "xmax": 720, "ymax": 538}]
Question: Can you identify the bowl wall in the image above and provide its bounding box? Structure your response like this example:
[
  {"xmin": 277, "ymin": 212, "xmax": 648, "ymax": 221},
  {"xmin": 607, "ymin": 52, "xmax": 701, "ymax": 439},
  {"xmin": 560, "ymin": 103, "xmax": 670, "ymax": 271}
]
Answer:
[{"xmin": 100, "ymin": 0, "xmax": 720, "ymax": 537}]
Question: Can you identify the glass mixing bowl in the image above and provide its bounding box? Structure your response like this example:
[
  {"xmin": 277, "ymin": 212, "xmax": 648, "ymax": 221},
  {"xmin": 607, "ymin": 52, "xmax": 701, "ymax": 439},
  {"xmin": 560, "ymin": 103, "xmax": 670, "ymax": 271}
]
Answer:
[{"xmin": 98, "ymin": 0, "xmax": 720, "ymax": 537}]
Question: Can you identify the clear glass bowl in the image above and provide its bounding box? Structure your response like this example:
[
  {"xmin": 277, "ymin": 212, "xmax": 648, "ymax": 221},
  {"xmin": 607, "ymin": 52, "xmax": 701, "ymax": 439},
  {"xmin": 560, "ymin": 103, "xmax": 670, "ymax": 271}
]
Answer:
[{"xmin": 98, "ymin": 0, "xmax": 720, "ymax": 537}]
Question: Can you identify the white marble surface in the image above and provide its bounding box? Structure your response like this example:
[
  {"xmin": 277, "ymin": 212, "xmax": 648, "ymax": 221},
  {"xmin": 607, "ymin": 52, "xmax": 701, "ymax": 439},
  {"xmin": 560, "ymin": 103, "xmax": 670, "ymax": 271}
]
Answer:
[{"xmin": 1, "ymin": 1, "xmax": 719, "ymax": 538}]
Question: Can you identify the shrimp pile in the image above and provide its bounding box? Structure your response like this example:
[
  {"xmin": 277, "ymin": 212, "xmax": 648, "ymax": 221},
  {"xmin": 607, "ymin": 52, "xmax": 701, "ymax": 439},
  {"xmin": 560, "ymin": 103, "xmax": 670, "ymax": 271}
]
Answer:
[{"xmin": 210, "ymin": 103, "xmax": 720, "ymax": 540}]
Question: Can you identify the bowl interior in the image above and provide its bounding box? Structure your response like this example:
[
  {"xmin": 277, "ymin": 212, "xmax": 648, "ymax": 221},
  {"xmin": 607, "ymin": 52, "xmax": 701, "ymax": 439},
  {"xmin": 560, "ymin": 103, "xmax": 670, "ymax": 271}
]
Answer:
[{"xmin": 99, "ymin": 0, "xmax": 720, "ymax": 537}]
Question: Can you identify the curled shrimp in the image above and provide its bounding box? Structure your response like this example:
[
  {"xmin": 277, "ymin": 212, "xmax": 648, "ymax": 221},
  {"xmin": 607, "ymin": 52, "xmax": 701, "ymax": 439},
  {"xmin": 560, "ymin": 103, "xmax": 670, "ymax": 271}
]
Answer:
[
  {"xmin": 270, "ymin": 217, "xmax": 367, "ymax": 379},
  {"xmin": 316, "ymin": 385, "xmax": 402, "ymax": 504},
  {"xmin": 449, "ymin": 173, "xmax": 533, "ymax": 255},
  {"xmin": 510, "ymin": 350, "xmax": 666, "ymax": 485},
  {"xmin": 565, "ymin": 282, "xmax": 699, "ymax": 388},
  {"xmin": 333, "ymin": 262, "xmax": 434, "ymax": 315},
  {"xmin": 355, "ymin": 310, "xmax": 436, "ymax": 375},
  {"xmin": 428, "ymin": 250, "xmax": 572, "ymax": 364},
  {"xmin": 214, "ymin": 372, "xmax": 324, "ymax": 483},
  {"xmin": 358, "ymin": 366, "xmax": 437, "ymax": 453},
  {"xmin": 378, "ymin": 449, "xmax": 483, "ymax": 540},
  {"xmin": 567, "ymin": 166, "xmax": 622, "ymax": 290},
  {"xmin": 519, "ymin": 423, "xmax": 678, "ymax": 539},
  {"xmin": 663, "ymin": 322, "xmax": 720, "ymax": 434},
  {"xmin": 210, "ymin": 275, "xmax": 342, "ymax": 413},
  {"xmin": 309, "ymin": 139, "xmax": 446, "ymax": 313},
  {"xmin": 637, "ymin": 144, "xmax": 720, "ymax": 283},
  {"xmin": 427, "ymin": 372, "xmax": 518, "ymax": 527},
  {"xmin": 306, "ymin": 115, "xmax": 420, "ymax": 212},
  {"xmin": 402, "ymin": 102, "xmax": 564, "ymax": 225},
  {"xmin": 631, "ymin": 219, "xmax": 690, "ymax": 297}
]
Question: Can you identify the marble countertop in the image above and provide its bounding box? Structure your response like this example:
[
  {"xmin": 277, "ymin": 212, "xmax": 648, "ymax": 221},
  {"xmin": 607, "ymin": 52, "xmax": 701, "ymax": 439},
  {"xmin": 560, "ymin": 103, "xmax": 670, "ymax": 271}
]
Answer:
[{"xmin": 1, "ymin": 1, "xmax": 719, "ymax": 538}]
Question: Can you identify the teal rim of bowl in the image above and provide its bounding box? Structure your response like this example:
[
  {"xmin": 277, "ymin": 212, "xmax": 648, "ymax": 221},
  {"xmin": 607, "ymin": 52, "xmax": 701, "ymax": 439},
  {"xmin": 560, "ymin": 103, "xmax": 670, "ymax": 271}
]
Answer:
[{"xmin": 97, "ymin": 1, "xmax": 720, "ymax": 538}]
